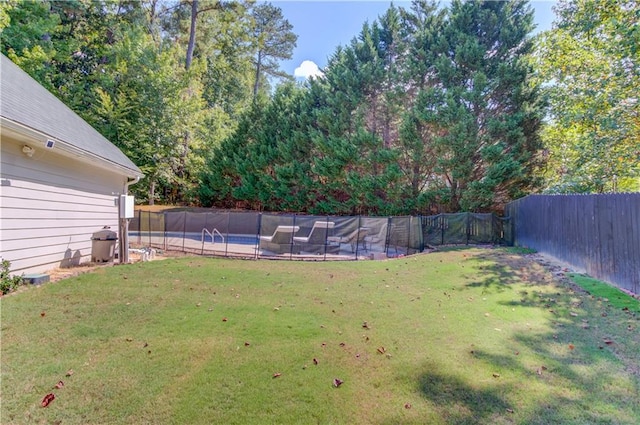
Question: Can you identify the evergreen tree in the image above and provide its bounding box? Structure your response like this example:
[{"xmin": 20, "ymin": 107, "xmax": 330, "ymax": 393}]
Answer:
[
  {"xmin": 428, "ymin": 0, "xmax": 544, "ymax": 211},
  {"xmin": 250, "ymin": 2, "xmax": 297, "ymax": 100}
]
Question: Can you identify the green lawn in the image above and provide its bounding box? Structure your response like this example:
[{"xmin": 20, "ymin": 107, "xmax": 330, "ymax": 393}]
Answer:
[{"xmin": 1, "ymin": 248, "xmax": 638, "ymax": 424}]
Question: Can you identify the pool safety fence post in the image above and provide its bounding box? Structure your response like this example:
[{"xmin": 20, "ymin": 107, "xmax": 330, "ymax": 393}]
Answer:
[
  {"xmin": 324, "ymin": 215, "xmax": 330, "ymax": 260},
  {"xmin": 181, "ymin": 211, "xmax": 186, "ymax": 252},
  {"xmin": 224, "ymin": 211, "xmax": 230, "ymax": 257},
  {"xmin": 466, "ymin": 212, "xmax": 470, "ymax": 246},
  {"xmin": 418, "ymin": 215, "xmax": 425, "ymax": 252},
  {"xmin": 162, "ymin": 212, "xmax": 167, "ymax": 251},
  {"xmin": 290, "ymin": 214, "xmax": 297, "ymax": 259},
  {"xmin": 357, "ymin": 216, "xmax": 364, "ymax": 259},
  {"xmin": 256, "ymin": 213, "xmax": 262, "ymax": 259}
]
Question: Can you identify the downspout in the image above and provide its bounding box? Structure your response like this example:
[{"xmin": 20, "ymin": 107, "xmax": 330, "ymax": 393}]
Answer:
[{"xmin": 120, "ymin": 176, "xmax": 141, "ymax": 264}]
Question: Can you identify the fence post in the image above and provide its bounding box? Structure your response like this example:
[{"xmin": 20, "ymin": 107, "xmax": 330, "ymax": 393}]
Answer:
[
  {"xmin": 466, "ymin": 212, "xmax": 470, "ymax": 245},
  {"xmin": 222, "ymin": 211, "xmax": 229, "ymax": 257},
  {"xmin": 256, "ymin": 213, "xmax": 262, "ymax": 259},
  {"xmin": 385, "ymin": 216, "xmax": 392, "ymax": 256},
  {"xmin": 289, "ymin": 214, "xmax": 296, "ymax": 259}
]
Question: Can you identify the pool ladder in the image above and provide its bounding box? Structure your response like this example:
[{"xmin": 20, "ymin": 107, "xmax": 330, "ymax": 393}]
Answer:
[{"xmin": 201, "ymin": 228, "xmax": 225, "ymax": 244}]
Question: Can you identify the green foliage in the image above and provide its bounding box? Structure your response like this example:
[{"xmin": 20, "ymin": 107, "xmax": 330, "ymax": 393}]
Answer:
[
  {"xmin": 250, "ymin": 2, "xmax": 297, "ymax": 99},
  {"xmin": 535, "ymin": 0, "xmax": 640, "ymax": 193},
  {"xmin": 201, "ymin": 0, "xmax": 544, "ymax": 214},
  {"xmin": 1, "ymin": 0, "xmax": 281, "ymax": 205},
  {"xmin": 1, "ymin": 259, "xmax": 24, "ymax": 295}
]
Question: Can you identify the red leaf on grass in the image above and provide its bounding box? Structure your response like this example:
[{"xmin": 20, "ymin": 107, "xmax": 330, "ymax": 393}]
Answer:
[
  {"xmin": 568, "ymin": 344, "xmax": 575, "ymax": 350},
  {"xmin": 41, "ymin": 393, "xmax": 55, "ymax": 407}
]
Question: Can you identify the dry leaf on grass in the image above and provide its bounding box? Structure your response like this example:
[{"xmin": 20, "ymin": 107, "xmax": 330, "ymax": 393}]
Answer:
[{"xmin": 41, "ymin": 393, "xmax": 55, "ymax": 407}]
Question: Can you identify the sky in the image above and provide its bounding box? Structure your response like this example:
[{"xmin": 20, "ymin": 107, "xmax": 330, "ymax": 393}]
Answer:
[{"xmin": 267, "ymin": 0, "xmax": 558, "ymax": 79}]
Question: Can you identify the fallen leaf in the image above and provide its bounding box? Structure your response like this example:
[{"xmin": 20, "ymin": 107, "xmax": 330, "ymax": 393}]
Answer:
[
  {"xmin": 568, "ymin": 344, "xmax": 575, "ymax": 350},
  {"xmin": 273, "ymin": 373, "xmax": 281, "ymax": 378},
  {"xmin": 362, "ymin": 321, "xmax": 370, "ymax": 329},
  {"xmin": 377, "ymin": 346, "xmax": 386, "ymax": 354},
  {"xmin": 603, "ymin": 339, "xmax": 614, "ymax": 345},
  {"xmin": 54, "ymin": 381, "xmax": 64, "ymax": 389},
  {"xmin": 492, "ymin": 373, "xmax": 501, "ymax": 378},
  {"xmin": 222, "ymin": 317, "xmax": 228, "ymax": 322},
  {"xmin": 41, "ymin": 393, "xmax": 55, "ymax": 407},
  {"xmin": 313, "ymin": 358, "xmax": 318, "ymax": 365},
  {"xmin": 404, "ymin": 403, "xmax": 412, "ymax": 409},
  {"xmin": 40, "ymin": 311, "xmax": 46, "ymax": 317},
  {"xmin": 333, "ymin": 378, "xmax": 343, "ymax": 387},
  {"xmin": 569, "ymin": 312, "xmax": 578, "ymax": 317},
  {"xmin": 244, "ymin": 342, "xmax": 250, "ymax": 346},
  {"xmin": 65, "ymin": 369, "xmax": 74, "ymax": 377},
  {"xmin": 339, "ymin": 342, "xmax": 346, "ymax": 347},
  {"xmin": 506, "ymin": 408, "xmax": 514, "ymax": 414}
]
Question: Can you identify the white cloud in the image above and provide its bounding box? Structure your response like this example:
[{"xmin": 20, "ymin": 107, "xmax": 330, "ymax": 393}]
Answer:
[{"xmin": 294, "ymin": 60, "xmax": 324, "ymax": 79}]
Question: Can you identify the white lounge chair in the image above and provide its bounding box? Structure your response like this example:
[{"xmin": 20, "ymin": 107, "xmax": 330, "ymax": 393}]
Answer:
[
  {"xmin": 259, "ymin": 225, "xmax": 300, "ymax": 254},
  {"xmin": 293, "ymin": 221, "xmax": 336, "ymax": 254},
  {"xmin": 328, "ymin": 227, "xmax": 370, "ymax": 253}
]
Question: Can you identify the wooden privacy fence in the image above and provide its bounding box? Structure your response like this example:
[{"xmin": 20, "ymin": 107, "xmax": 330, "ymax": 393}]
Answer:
[{"xmin": 506, "ymin": 193, "xmax": 640, "ymax": 295}]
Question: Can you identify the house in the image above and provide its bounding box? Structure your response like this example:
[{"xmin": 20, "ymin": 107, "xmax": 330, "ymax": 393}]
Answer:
[{"xmin": 0, "ymin": 54, "xmax": 143, "ymax": 274}]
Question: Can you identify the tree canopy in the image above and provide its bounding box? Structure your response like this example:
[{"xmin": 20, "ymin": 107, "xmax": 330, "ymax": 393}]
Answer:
[
  {"xmin": 3, "ymin": 0, "xmax": 635, "ymax": 212},
  {"xmin": 200, "ymin": 0, "xmax": 544, "ymax": 214},
  {"xmin": 535, "ymin": 0, "xmax": 639, "ymax": 193}
]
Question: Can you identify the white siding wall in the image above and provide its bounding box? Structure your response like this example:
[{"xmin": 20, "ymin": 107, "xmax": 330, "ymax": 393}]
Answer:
[{"xmin": 1, "ymin": 136, "xmax": 127, "ymax": 274}]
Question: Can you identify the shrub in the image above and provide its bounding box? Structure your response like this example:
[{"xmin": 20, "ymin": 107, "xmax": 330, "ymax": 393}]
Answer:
[{"xmin": 1, "ymin": 259, "xmax": 25, "ymax": 295}]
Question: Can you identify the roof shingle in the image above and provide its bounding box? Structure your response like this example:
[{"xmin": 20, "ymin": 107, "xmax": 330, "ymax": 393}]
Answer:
[{"xmin": 0, "ymin": 54, "xmax": 142, "ymax": 177}]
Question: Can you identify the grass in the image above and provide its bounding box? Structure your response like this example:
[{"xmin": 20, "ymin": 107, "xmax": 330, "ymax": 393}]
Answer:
[
  {"xmin": 1, "ymin": 248, "xmax": 639, "ymax": 424},
  {"xmin": 570, "ymin": 273, "xmax": 640, "ymax": 312}
]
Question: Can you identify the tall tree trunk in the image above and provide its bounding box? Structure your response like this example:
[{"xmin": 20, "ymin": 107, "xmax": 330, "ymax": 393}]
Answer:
[
  {"xmin": 149, "ymin": 180, "xmax": 156, "ymax": 206},
  {"xmin": 253, "ymin": 51, "xmax": 262, "ymax": 100},
  {"xmin": 186, "ymin": 0, "xmax": 198, "ymax": 70}
]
